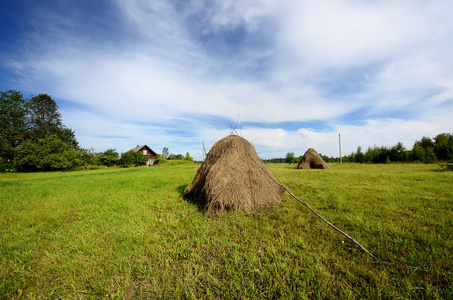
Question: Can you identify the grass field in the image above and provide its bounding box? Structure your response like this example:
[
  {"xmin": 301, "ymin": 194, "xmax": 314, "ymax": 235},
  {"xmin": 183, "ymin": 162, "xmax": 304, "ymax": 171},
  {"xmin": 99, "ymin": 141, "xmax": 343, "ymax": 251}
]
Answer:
[{"xmin": 1, "ymin": 163, "xmax": 452, "ymax": 299}]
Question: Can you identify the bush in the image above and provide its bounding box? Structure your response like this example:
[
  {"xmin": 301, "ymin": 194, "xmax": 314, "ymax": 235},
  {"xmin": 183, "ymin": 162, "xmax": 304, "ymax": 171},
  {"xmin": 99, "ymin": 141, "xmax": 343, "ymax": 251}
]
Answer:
[
  {"xmin": 14, "ymin": 136, "xmax": 84, "ymax": 171},
  {"xmin": 99, "ymin": 149, "xmax": 120, "ymax": 167},
  {"xmin": 410, "ymin": 144, "xmax": 437, "ymax": 163},
  {"xmin": 167, "ymin": 160, "xmax": 193, "ymax": 166},
  {"xmin": 120, "ymin": 150, "xmax": 148, "ymax": 167},
  {"xmin": 434, "ymin": 133, "xmax": 453, "ymax": 162},
  {"xmin": 0, "ymin": 162, "xmax": 14, "ymax": 172},
  {"xmin": 185, "ymin": 152, "xmax": 194, "ymax": 162},
  {"xmin": 154, "ymin": 158, "xmax": 168, "ymax": 165}
]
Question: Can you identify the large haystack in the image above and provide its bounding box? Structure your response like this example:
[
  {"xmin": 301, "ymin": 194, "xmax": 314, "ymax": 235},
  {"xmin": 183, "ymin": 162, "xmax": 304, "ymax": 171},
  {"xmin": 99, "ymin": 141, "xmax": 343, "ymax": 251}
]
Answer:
[
  {"xmin": 184, "ymin": 135, "xmax": 285, "ymax": 212},
  {"xmin": 297, "ymin": 148, "xmax": 330, "ymax": 169}
]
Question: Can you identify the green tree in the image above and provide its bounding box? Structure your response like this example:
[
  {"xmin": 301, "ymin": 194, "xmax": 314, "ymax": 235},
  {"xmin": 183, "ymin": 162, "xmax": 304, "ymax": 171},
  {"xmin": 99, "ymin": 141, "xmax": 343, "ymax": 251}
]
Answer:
[
  {"xmin": 120, "ymin": 150, "xmax": 148, "ymax": 167},
  {"xmin": 365, "ymin": 146, "xmax": 388, "ymax": 163},
  {"xmin": 320, "ymin": 154, "xmax": 336, "ymax": 163},
  {"xmin": 424, "ymin": 147, "xmax": 437, "ymax": 163},
  {"xmin": 79, "ymin": 148, "xmax": 97, "ymax": 167},
  {"xmin": 355, "ymin": 146, "xmax": 365, "ymax": 163},
  {"xmin": 285, "ymin": 152, "xmax": 295, "ymax": 164},
  {"xmin": 0, "ymin": 90, "xmax": 29, "ymax": 162},
  {"xmin": 185, "ymin": 152, "xmax": 193, "ymax": 162},
  {"xmin": 412, "ymin": 137, "xmax": 437, "ymax": 163},
  {"xmin": 162, "ymin": 147, "xmax": 169, "ymax": 159},
  {"xmin": 58, "ymin": 127, "xmax": 79, "ymax": 150},
  {"xmin": 174, "ymin": 154, "xmax": 184, "ymax": 160},
  {"xmin": 418, "ymin": 136, "xmax": 435, "ymax": 149},
  {"xmin": 434, "ymin": 133, "xmax": 453, "ymax": 161},
  {"xmin": 410, "ymin": 143, "xmax": 436, "ymax": 163},
  {"xmin": 25, "ymin": 94, "xmax": 78, "ymax": 148},
  {"xmin": 15, "ymin": 135, "xmax": 83, "ymax": 171},
  {"xmin": 389, "ymin": 142, "xmax": 406, "ymax": 162},
  {"xmin": 26, "ymin": 94, "xmax": 62, "ymax": 139},
  {"xmin": 410, "ymin": 143, "xmax": 425, "ymax": 162},
  {"xmin": 99, "ymin": 149, "xmax": 119, "ymax": 167}
]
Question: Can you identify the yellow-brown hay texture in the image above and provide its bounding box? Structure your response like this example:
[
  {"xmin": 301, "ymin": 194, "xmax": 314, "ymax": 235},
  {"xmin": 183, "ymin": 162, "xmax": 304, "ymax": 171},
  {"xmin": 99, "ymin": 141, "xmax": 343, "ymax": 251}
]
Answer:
[
  {"xmin": 183, "ymin": 135, "xmax": 285, "ymax": 212},
  {"xmin": 297, "ymin": 148, "xmax": 330, "ymax": 169}
]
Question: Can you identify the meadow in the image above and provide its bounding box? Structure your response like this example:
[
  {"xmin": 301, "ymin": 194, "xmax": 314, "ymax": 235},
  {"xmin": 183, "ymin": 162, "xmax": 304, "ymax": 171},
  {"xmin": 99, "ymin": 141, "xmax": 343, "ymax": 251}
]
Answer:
[{"xmin": 1, "ymin": 163, "xmax": 452, "ymax": 299}]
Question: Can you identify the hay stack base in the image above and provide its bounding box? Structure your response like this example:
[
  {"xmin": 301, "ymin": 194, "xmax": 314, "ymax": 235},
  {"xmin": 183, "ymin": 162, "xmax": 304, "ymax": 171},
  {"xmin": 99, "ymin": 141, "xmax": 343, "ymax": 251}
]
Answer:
[
  {"xmin": 184, "ymin": 135, "xmax": 285, "ymax": 212},
  {"xmin": 297, "ymin": 148, "xmax": 330, "ymax": 169}
]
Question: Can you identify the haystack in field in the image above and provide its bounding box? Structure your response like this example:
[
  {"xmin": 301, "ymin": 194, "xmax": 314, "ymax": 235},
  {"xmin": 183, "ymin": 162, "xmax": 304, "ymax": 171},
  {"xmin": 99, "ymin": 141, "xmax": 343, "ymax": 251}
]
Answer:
[
  {"xmin": 183, "ymin": 135, "xmax": 285, "ymax": 212},
  {"xmin": 297, "ymin": 148, "xmax": 329, "ymax": 169}
]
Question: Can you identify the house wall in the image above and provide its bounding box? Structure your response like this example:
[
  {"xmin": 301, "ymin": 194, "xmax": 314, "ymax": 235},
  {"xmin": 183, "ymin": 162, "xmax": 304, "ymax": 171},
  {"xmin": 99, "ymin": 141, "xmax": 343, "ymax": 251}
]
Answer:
[{"xmin": 139, "ymin": 147, "xmax": 157, "ymax": 166}]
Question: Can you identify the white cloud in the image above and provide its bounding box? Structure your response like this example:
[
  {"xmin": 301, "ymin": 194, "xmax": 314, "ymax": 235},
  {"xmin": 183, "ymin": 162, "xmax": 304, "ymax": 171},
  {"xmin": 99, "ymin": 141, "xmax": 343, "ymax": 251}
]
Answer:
[
  {"xmin": 2, "ymin": 0, "xmax": 453, "ymax": 161},
  {"xmin": 21, "ymin": 47, "xmax": 356, "ymax": 126},
  {"xmin": 278, "ymin": 0, "xmax": 450, "ymax": 69}
]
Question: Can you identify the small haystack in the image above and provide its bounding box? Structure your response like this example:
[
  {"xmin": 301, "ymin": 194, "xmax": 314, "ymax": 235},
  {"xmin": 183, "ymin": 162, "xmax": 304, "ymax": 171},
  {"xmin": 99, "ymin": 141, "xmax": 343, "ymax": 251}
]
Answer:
[
  {"xmin": 297, "ymin": 148, "xmax": 330, "ymax": 169},
  {"xmin": 183, "ymin": 135, "xmax": 285, "ymax": 212}
]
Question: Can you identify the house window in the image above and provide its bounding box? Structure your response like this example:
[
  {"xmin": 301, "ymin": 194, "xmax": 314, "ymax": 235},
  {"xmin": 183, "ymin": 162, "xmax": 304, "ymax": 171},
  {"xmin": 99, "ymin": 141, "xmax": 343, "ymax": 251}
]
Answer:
[{"xmin": 143, "ymin": 150, "xmax": 147, "ymax": 155}]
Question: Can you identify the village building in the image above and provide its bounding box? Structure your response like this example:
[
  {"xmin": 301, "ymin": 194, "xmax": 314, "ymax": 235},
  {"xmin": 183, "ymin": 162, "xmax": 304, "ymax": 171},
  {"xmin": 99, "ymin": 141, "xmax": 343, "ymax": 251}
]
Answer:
[{"xmin": 131, "ymin": 145, "xmax": 158, "ymax": 166}]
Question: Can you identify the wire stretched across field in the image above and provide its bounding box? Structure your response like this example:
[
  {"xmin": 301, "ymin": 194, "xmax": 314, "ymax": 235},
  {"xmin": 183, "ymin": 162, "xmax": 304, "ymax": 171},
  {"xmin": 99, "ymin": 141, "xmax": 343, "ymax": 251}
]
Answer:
[{"xmin": 248, "ymin": 152, "xmax": 378, "ymax": 260}]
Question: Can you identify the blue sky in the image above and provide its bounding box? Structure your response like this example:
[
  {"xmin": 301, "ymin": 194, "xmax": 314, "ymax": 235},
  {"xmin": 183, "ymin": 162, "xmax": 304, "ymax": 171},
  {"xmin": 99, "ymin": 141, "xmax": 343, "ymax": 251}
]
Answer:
[{"xmin": 1, "ymin": 0, "xmax": 452, "ymax": 160}]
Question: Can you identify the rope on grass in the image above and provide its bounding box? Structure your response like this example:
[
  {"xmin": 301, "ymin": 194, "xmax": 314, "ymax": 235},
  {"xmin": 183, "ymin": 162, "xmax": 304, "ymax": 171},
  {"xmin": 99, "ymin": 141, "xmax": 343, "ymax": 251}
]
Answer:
[{"xmin": 250, "ymin": 154, "xmax": 378, "ymax": 260}]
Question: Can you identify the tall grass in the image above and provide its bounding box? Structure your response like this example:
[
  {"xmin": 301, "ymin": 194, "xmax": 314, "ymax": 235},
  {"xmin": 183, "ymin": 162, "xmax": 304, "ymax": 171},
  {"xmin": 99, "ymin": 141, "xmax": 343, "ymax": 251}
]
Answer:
[{"xmin": 1, "ymin": 163, "xmax": 452, "ymax": 299}]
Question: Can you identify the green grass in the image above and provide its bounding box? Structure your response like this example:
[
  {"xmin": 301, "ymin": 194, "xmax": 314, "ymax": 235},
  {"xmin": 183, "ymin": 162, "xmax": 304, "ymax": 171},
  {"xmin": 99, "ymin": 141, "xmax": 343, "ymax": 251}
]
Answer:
[{"xmin": 1, "ymin": 163, "xmax": 452, "ymax": 299}]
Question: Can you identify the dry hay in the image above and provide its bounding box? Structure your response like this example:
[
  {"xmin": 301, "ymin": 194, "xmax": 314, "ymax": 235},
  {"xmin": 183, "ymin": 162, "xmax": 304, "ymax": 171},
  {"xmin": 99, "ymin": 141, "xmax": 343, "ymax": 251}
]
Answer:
[
  {"xmin": 183, "ymin": 135, "xmax": 285, "ymax": 212},
  {"xmin": 297, "ymin": 148, "xmax": 330, "ymax": 169}
]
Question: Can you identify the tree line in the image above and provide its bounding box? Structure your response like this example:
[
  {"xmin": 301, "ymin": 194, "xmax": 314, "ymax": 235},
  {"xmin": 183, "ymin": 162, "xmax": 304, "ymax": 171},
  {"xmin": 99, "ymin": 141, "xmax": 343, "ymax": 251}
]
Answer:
[
  {"xmin": 0, "ymin": 90, "xmax": 194, "ymax": 172},
  {"xmin": 270, "ymin": 133, "xmax": 453, "ymax": 164},
  {"xmin": 160, "ymin": 146, "xmax": 193, "ymax": 162},
  {"xmin": 324, "ymin": 133, "xmax": 452, "ymax": 164}
]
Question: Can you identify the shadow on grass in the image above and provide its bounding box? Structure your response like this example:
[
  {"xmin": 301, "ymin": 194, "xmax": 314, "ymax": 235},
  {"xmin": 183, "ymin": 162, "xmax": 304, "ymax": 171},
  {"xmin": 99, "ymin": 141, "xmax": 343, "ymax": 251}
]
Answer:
[
  {"xmin": 437, "ymin": 163, "xmax": 453, "ymax": 172},
  {"xmin": 177, "ymin": 184, "xmax": 205, "ymax": 212},
  {"xmin": 176, "ymin": 184, "xmax": 188, "ymax": 195}
]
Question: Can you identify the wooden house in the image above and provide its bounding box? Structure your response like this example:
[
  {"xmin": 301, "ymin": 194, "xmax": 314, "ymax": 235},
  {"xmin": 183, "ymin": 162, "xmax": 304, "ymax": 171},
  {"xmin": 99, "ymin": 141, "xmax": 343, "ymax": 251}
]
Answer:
[{"xmin": 131, "ymin": 145, "xmax": 158, "ymax": 166}]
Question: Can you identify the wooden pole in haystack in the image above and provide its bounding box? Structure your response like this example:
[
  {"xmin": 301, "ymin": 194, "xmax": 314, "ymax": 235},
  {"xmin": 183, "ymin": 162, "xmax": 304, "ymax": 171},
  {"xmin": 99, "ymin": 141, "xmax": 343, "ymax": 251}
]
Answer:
[{"xmin": 202, "ymin": 141, "xmax": 206, "ymax": 161}]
